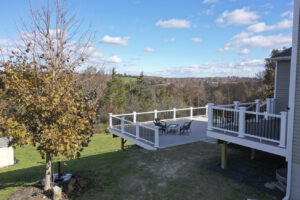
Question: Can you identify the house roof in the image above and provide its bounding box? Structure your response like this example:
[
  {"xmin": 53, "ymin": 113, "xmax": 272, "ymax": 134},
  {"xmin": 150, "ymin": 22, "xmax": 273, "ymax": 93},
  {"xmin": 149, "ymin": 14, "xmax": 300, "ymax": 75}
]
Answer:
[
  {"xmin": 271, "ymin": 47, "xmax": 292, "ymax": 61},
  {"xmin": 0, "ymin": 137, "xmax": 9, "ymax": 148}
]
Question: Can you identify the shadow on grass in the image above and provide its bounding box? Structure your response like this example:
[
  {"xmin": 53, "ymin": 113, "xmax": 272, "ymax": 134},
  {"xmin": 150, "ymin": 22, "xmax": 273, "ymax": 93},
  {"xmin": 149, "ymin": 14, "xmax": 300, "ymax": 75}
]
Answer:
[
  {"xmin": 210, "ymin": 145, "xmax": 286, "ymax": 199},
  {"xmin": 0, "ymin": 149, "xmax": 130, "ymax": 193}
]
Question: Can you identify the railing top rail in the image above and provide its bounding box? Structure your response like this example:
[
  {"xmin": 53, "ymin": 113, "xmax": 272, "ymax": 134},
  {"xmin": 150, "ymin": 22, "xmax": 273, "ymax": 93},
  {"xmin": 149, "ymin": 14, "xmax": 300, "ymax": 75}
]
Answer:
[
  {"xmin": 212, "ymin": 106, "xmax": 236, "ymax": 112},
  {"xmin": 244, "ymin": 110, "xmax": 281, "ymax": 118},
  {"xmin": 260, "ymin": 102, "xmax": 267, "ymax": 107},
  {"xmin": 215, "ymin": 104, "xmax": 235, "ymax": 108},
  {"xmin": 112, "ymin": 106, "xmax": 207, "ymax": 116},
  {"xmin": 192, "ymin": 106, "xmax": 207, "ymax": 109},
  {"xmin": 239, "ymin": 102, "xmax": 255, "ymax": 106},
  {"xmin": 111, "ymin": 114, "xmax": 157, "ymax": 131},
  {"xmin": 136, "ymin": 111, "xmax": 155, "ymax": 115},
  {"xmin": 112, "ymin": 113, "xmax": 134, "ymax": 117},
  {"xmin": 212, "ymin": 106, "xmax": 282, "ymax": 118}
]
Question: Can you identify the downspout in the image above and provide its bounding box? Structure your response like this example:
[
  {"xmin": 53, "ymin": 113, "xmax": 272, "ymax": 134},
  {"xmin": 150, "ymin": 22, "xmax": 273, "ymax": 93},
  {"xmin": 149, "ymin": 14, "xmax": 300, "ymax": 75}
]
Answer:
[{"xmin": 283, "ymin": 1, "xmax": 299, "ymax": 199}]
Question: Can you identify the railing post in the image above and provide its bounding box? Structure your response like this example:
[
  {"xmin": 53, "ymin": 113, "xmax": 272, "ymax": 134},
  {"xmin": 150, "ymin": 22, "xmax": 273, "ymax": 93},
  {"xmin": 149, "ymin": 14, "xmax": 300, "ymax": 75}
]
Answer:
[
  {"xmin": 133, "ymin": 111, "xmax": 136, "ymax": 123},
  {"xmin": 279, "ymin": 111, "xmax": 287, "ymax": 148},
  {"xmin": 207, "ymin": 103, "xmax": 214, "ymax": 131},
  {"xmin": 255, "ymin": 99, "xmax": 260, "ymax": 121},
  {"xmin": 109, "ymin": 113, "xmax": 112, "ymax": 128},
  {"xmin": 233, "ymin": 101, "xmax": 239, "ymax": 126},
  {"xmin": 173, "ymin": 108, "xmax": 176, "ymax": 120},
  {"xmin": 271, "ymin": 98, "xmax": 276, "ymax": 114},
  {"xmin": 121, "ymin": 117, "xmax": 125, "ymax": 133},
  {"xmin": 266, "ymin": 98, "xmax": 271, "ymax": 114},
  {"xmin": 136, "ymin": 122, "xmax": 140, "ymax": 139},
  {"xmin": 205, "ymin": 104, "xmax": 209, "ymax": 118},
  {"xmin": 190, "ymin": 107, "xmax": 193, "ymax": 119},
  {"xmin": 154, "ymin": 109, "xmax": 157, "ymax": 119},
  {"xmin": 238, "ymin": 107, "xmax": 246, "ymax": 138},
  {"xmin": 154, "ymin": 126, "xmax": 159, "ymax": 148}
]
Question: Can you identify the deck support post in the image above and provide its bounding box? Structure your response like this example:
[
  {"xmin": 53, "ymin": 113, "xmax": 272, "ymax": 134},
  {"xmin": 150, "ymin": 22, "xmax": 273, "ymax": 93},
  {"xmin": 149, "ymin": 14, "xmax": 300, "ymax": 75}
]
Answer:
[
  {"xmin": 233, "ymin": 101, "xmax": 239, "ymax": 126},
  {"xmin": 207, "ymin": 103, "xmax": 214, "ymax": 131},
  {"xmin": 154, "ymin": 126, "xmax": 159, "ymax": 148},
  {"xmin": 251, "ymin": 148, "xmax": 256, "ymax": 160},
  {"xmin": 238, "ymin": 107, "xmax": 246, "ymax": 138},
  {"xmin": 255, "ymin": 99, "xmax": 260, "ymax": 121},
  {"xmin": 190, "ymin": 107, "xmax": 193, "ymax": 119},
  {"xmin": 154, "ymin": 109, "xmax": 157, "ymax": 119},
  {"xmin": 133, "ymin": 111, "xmax": 136, "ymax": 123},
  {"xmin": 279, "ymin": 111, "xmax": 287, "ymax": 148},
  {"xmin": 221, "ymin": 142, "xmax": 227, "ymax": 169},
  {"xmin": 136, "ymin": 122, "xmax": 140, "ymax": 140},
  {"xmin": 121, "ymin": 138, "xmax": 126, "ymax": 151},
  {"xmin": 109, "ymin": 113, "xmax": 112, "ymax": 128},
  {"xmin": 173, "ymin": 108, "xmax": 176, "ymax": 120}
]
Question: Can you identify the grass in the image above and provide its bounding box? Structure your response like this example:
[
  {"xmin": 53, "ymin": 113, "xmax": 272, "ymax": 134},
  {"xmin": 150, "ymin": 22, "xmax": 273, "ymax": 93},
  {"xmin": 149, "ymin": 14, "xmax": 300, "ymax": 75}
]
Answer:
[
  {"xmin": 0, "ymin": 134, "xmax": 278, "ymax": 200},
  {"xmin": 120, "ymin": 76, "xmax": 137, "ymax": 83}
]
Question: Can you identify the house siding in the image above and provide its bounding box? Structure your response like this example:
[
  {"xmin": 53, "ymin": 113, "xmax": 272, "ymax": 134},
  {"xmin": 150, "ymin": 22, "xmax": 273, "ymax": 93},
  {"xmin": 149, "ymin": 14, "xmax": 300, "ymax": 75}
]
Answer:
[
  {"xmin": 291, "ymin": 4, "xmax": 300, "ymax": 198},
  {"xmin": 275, "ymin": 60, "xmax": 290, "ymax": 114}
]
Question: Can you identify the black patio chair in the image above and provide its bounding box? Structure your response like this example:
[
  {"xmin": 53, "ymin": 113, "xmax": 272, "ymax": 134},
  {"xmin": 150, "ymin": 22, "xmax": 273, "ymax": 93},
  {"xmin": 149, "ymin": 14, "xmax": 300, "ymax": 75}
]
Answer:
[
  {"xmin": 154, "ymin": 118, "xmax": 167, "ymax": 134},
  {"xmin": 180, "ymin": 120, "xmax": 193, "ymax": 135}
]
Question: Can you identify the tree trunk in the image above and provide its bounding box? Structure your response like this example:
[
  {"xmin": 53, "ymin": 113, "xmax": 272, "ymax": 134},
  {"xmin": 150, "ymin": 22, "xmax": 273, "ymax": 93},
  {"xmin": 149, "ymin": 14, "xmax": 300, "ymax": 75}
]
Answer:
[{"xmin": 44, "ymin": 153, "xmax": 52, "ymax": 191}]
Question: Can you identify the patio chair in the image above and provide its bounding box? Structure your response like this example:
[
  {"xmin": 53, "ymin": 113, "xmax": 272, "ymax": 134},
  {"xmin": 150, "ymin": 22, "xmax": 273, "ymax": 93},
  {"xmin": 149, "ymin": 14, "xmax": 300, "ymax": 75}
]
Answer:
[
  {"xmin": 153, "ymin": 118, "xmax": 167, "ymax": 134},
  {"xmin": 180, "ymin": 120, "xmax": 193, "ymax": 135}
]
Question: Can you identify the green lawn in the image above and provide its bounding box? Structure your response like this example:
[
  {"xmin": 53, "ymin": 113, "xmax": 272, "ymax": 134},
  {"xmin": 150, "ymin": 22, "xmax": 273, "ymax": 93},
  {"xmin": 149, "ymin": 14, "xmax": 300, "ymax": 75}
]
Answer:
[
  {"xmin": 0, "ymin": 134, "xmax": 277, "ymax": 200},
  {"xmin": 120, "ymin": 76, "xmax": 137, "ymax": 83}
]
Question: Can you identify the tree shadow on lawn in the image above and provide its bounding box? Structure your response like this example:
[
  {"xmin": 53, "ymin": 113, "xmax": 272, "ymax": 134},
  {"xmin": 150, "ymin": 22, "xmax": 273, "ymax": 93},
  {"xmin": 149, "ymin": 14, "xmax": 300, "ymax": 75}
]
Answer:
[{"xmin": 0, "ymin": 149, "xmax": 130, "ymax": 193}]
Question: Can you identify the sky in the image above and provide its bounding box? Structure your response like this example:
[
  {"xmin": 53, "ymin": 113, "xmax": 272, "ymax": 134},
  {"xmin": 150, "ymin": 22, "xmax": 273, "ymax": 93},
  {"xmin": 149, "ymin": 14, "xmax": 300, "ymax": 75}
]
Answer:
[{"xmin": 0, "ymin": 0, "xmax": 294, "ymax": 77}]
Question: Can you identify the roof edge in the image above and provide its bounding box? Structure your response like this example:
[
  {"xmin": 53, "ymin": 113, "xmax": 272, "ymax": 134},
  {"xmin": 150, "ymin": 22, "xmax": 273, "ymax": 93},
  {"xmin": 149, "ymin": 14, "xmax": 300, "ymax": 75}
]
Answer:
[{"xmin": 270, "ymin": 56, "xmax": 291, "ymax": 61}]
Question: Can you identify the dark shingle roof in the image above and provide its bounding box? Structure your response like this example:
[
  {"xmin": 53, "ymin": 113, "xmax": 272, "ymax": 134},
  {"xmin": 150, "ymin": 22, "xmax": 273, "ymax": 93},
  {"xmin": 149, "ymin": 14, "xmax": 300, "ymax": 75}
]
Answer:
[{"xmin": 271, "ymin": 47, "xmax": 292, "ymax": 59}]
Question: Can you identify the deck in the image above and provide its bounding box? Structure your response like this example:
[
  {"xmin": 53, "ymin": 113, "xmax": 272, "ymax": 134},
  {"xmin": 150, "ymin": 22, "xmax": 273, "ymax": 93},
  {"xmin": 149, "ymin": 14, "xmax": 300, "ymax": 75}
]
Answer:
[{"xmin": 109, "ymin": 116, "xmax": 214, "ymax": 150}]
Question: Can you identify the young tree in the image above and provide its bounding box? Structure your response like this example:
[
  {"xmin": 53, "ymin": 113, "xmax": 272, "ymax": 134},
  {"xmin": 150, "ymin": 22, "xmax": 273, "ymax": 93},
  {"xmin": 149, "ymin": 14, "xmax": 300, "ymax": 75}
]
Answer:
[
  {"xmin": 258, "ymin": 49, "xmax": 280, "ymax": 99},
  {"xmin": 98, "ymin": 68, "xmax": 127, "ymax": 121},
  {"xmin": 0, "ymin": 0, "xmax": 96, "ymax": 191}
]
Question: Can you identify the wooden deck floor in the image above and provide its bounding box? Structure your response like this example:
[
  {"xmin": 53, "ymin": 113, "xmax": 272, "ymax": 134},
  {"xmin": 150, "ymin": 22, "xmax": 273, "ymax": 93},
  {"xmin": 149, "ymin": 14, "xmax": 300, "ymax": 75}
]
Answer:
[
  {"xmin": 109, "ymin": 117, "xmax": 215, "ymax": 150},
  {"xmin": 143, "ymin": 117, "xmax": 215, "ymax": 148}
]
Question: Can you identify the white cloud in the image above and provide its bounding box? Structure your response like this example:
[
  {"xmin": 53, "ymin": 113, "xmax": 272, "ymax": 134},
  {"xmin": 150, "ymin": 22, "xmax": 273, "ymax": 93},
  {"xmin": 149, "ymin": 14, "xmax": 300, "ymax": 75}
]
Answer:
[
  {"xmin": 217, "ymin": 46, "xmax": 234, "ymax": 52},
  {"xmin": 202, "ymin": 9, "xmax": 214, "ymax": 15},
  {"xmin": 156, "ymin": 19, "xmax": 191, "ymax": 28},
  {"xmin": 100, "ymin": 35, "xmax": 130, "ymax": 46},
  {"xmin": 202, "ymin": 0, "xmax": 217, "ymax": 4},
  {"xmin": 216, "ymin": 7, "xmax": 260, "ymax": 25},
  {"xmin": 144, "ymin": 47, "xmax": 155, "ymax": 52},
  {"xmin": 165, "ymin": 37, "xmax": 175, "ymax": 42},
  {"xmin": 247, "ymin": 19, "xmax": 292, "ymax": 33},
  {"xmin": 191, "ymin": 37, "xmax": 202, "ymax": 42},
  {"xmin": 86, "ymin": 47, "xmax": 123, "ymax": 64},
  {"xmin": 232, "ymin": 34, "xmax": 292, "ymax": 48},
  {"xmin": 237, "ymin": 48, "xmax": 250, "ymax": 55},
  {"xmin": 281, "ymin": 10, "xmax": 293, "ymax": 18},
  {"xmin": 148, "ymin": 59, "xmax": 264, "ymax": 77}
]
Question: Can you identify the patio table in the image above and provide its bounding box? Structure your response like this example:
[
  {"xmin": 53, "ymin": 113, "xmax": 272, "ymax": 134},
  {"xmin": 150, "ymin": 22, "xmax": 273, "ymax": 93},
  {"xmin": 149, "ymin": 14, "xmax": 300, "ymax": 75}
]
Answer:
[{"xmin": 167, "ymin": 124, "xmax": 178, "ymax": 134}]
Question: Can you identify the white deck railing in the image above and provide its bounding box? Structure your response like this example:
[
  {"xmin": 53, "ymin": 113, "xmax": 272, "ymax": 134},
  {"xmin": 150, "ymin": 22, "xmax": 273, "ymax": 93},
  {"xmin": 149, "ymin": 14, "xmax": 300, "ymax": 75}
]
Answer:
[
  {"xmin": 207, "ymin": 98, "xmax": 288, "ymax": 148},
  {"xmin": 109, "ymin": 106, "xmax": 208, "ymax": 147}
]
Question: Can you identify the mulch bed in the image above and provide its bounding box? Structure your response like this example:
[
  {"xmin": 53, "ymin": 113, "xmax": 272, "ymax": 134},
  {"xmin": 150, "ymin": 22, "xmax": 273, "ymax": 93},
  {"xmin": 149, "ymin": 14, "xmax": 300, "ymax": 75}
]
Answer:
[{"xmin": 209, "ymin": 146, "xmax": 286, "ymax": 199}]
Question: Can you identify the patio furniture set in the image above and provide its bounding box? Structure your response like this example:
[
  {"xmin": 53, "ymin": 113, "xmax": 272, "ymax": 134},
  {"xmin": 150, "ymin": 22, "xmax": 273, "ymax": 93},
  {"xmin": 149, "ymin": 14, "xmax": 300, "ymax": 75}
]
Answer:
[{"xmin": 153, "ymin": 118, "xmax": 193, "ymax": 135}]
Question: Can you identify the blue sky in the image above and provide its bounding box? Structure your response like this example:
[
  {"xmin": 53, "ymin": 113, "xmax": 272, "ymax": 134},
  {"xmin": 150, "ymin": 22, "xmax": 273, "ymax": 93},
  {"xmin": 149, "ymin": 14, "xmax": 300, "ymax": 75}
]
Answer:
[{"xmin": 0, "ymin": 0, "xmax": 293, "ymax": 77}]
